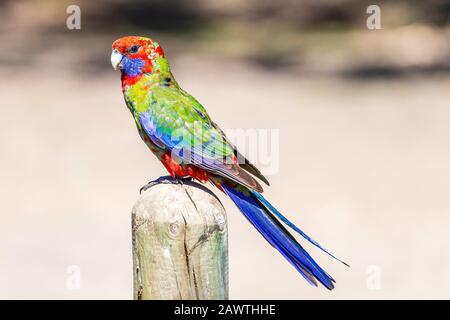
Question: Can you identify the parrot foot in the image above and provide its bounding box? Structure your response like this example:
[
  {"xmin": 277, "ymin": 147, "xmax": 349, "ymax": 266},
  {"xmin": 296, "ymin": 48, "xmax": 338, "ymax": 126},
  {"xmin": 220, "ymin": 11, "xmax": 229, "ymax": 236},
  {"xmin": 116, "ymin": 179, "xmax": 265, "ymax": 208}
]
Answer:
[{"xmin": 140, "ymin": 176, "xmax": 193, "ymax": 194}]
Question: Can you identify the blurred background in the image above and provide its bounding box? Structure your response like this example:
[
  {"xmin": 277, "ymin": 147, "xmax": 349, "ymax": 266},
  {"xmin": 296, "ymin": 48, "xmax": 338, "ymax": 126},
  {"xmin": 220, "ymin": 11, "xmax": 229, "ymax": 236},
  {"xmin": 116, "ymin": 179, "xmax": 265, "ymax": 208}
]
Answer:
[{"xmin": 0, "ymin": 0, "xmax": 449, "ymax": 299}]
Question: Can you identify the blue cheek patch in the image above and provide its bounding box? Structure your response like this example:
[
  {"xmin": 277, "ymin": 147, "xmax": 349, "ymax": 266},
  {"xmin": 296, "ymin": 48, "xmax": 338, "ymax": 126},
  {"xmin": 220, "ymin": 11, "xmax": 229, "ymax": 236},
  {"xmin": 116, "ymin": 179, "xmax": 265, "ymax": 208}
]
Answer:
[{"xmin": 122, "ymin": 56, "xmax": 145, "ymax": 77}]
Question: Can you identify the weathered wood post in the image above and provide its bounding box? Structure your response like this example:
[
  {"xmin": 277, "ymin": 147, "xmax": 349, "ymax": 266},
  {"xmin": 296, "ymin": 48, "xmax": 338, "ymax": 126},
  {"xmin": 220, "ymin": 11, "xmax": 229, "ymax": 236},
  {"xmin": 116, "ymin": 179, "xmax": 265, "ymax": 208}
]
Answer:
[{"xmin": 132, "ymin": 178, "xmax": 229, "ymax": 300}]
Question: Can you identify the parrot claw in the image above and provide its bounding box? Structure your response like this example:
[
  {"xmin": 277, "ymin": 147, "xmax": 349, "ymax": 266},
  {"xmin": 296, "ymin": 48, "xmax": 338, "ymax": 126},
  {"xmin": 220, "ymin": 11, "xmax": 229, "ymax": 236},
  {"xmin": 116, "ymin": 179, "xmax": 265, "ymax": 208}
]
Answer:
[{"xmin": 139, "ymin": 176, "xmax": 193, "ymax": 194}]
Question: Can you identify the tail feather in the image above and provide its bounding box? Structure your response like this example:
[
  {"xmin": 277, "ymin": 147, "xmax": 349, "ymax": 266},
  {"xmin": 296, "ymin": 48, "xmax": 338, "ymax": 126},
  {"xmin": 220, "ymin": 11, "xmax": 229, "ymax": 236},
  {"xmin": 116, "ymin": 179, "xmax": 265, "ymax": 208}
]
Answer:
[
  {"xmin": 252, "ymin": 191, "xmax": 349, "ymax": 267},
  {"xmin": 222, "ymin": 183, "xmax": 336, "ymax": 290}
]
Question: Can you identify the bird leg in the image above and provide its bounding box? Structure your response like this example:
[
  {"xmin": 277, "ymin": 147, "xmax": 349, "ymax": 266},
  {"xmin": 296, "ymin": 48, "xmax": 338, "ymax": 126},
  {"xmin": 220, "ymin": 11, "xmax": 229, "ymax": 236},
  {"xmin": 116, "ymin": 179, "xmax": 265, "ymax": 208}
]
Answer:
[{"xmin": 140, "ymin": 175, "xmax": 193, "ymax": 194}]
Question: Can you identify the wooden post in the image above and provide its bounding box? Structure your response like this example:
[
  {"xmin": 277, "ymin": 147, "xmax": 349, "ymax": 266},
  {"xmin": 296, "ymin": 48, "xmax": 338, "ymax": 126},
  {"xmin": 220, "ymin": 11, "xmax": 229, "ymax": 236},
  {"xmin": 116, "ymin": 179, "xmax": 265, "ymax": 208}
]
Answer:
[{"xmin": 132, "ymin": 178, "xmax": 229, "ymax": 300}]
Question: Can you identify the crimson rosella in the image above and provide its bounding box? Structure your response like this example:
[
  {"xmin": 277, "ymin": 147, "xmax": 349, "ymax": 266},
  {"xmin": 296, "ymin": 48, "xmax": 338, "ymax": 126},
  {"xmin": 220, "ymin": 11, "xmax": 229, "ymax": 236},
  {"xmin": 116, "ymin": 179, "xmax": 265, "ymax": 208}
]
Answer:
[{"xmin": 111, "ymin": 36, "xmax": 347, "ymax": 289}]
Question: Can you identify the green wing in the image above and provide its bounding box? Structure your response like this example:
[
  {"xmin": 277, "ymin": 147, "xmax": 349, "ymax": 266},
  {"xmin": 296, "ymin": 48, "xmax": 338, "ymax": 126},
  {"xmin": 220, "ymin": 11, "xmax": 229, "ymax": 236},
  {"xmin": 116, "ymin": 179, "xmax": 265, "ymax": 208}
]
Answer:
[{"xmin": 138, "ymin": 86, "xmax": 265, "ymax": 192}]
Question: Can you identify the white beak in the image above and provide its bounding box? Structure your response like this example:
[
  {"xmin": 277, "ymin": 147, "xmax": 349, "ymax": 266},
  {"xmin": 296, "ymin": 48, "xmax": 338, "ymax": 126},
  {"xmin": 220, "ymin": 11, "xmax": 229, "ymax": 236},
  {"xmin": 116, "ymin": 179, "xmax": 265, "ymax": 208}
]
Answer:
[{"xmin": 111, "ymin": 49, "xmax": 123, "ymax": 70}]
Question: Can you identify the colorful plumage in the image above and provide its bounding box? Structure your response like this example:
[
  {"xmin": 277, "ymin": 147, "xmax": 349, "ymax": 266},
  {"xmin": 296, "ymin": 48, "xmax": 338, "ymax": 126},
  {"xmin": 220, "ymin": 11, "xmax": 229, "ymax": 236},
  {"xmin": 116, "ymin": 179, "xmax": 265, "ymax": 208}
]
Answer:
[{"xmin": 111, "ymin": 36, "xmax": 347, "ymax": 290}]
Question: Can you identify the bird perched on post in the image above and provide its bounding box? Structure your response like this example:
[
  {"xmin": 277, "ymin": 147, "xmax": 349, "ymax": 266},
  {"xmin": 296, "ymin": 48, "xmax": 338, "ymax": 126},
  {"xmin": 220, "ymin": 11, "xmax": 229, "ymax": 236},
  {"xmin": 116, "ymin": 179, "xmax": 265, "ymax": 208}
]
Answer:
[{"xmin": 111, "ymin": 36, "xmax": 347, "ymax": 290}]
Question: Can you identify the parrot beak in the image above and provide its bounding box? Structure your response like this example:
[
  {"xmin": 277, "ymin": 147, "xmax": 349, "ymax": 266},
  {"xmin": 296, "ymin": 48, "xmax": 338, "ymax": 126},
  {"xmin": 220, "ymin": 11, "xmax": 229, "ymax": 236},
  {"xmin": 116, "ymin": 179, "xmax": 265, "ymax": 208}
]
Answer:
[{"xmin": 111, "ymin": 49, "xmax": 123, "ymax": 70}]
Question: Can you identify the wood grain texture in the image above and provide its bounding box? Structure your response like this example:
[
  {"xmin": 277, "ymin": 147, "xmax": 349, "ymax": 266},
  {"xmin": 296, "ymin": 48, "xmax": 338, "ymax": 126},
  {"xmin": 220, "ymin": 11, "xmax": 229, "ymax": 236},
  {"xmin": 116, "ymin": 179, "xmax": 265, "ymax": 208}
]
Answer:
[{"xmin": 132, "ymin": 181, "xmax": 228, "ymax": 300}]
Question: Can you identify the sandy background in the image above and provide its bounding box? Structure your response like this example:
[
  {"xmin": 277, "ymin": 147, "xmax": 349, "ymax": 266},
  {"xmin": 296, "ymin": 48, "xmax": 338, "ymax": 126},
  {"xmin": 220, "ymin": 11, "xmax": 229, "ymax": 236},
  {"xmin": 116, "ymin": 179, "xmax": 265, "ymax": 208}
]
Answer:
[{"xmin": 0, "ymin": 0, "xmax": 449, "ymax": 299}]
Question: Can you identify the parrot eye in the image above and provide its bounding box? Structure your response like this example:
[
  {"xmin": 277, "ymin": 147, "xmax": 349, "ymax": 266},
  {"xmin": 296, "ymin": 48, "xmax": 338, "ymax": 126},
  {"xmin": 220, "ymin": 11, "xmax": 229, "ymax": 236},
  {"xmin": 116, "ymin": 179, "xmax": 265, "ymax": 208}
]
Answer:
[{"xmin": 129, "ymin": 45, "xmax": 139, "ymax": 53}]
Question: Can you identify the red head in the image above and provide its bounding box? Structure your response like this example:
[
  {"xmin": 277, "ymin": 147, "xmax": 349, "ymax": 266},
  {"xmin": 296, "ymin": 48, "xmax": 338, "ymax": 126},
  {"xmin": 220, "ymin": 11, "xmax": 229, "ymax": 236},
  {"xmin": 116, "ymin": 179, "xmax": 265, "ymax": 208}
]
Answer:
[{"xmin": 111, "ymin": 36, "xmax": 165, "ymax": 81}]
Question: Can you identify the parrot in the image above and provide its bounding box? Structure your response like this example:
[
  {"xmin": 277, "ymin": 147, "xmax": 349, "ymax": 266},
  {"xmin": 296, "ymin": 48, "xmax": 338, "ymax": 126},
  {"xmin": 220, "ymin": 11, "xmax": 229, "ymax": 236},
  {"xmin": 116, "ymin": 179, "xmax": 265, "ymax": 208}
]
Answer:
[{"xmin": 111, "ymin": 36, "xmax": 347, "ymax": 290}]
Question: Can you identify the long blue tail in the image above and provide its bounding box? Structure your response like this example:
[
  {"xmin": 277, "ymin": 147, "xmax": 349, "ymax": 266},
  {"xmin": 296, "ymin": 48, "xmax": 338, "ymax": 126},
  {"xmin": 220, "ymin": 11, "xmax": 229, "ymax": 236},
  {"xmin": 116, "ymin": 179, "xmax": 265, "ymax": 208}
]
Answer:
[{"xmin": 222, "ymin": 183, "xmax": 346, "ymax": 290}]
